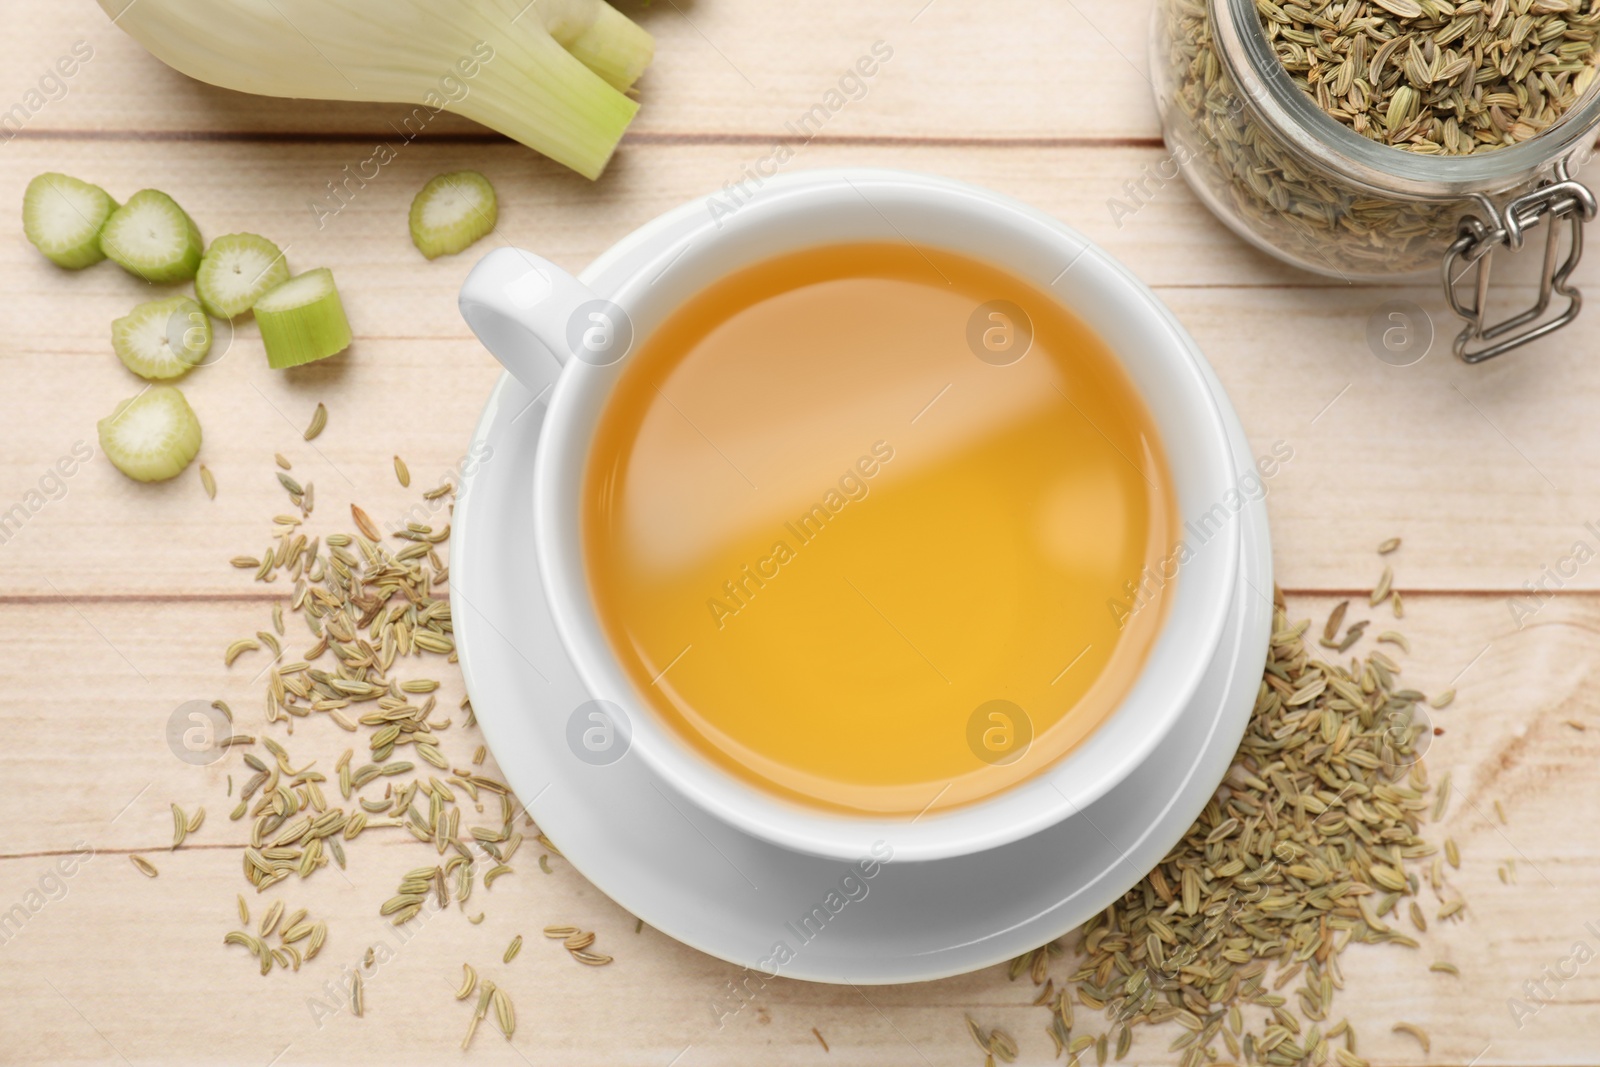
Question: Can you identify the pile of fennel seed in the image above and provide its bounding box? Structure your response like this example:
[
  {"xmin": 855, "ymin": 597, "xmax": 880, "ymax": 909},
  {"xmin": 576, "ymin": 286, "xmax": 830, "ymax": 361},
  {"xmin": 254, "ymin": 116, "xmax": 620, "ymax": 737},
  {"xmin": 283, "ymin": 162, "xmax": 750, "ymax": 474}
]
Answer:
[{"xmin": 985, "ymin": 546, "xmax": 1467, "ymax": 1067}]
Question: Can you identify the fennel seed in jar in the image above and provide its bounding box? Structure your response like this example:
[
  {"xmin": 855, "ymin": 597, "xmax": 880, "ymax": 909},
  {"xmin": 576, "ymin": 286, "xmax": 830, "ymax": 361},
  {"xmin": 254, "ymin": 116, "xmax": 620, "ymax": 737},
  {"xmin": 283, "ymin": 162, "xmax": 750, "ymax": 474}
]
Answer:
[{"xmin": 1259, "ymin": 0, "xmax": 1600, "ymax": 156}]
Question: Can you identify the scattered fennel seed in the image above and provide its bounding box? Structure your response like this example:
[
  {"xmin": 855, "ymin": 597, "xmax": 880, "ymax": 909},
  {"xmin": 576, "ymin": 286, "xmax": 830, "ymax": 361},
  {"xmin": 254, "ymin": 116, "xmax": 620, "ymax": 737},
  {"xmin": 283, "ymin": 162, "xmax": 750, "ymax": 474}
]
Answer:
[
  {"xmin": 1370, "ymin": 565, "xmax": 1393, "ymax": 606},
  {"xmin": 303, "ymin": 402, "xmax": 327, "ymax": 441},
  {"xmin": 306, "ymin": 922, "xmax": 327, "ymax": 959},
  {"xmin": 1392, "ymin": 1023, "xmax": 1429, "ymax": 1053},
  {"xmin": 463, "ymin": 981, "xmax": 495, "ymax": 1050},
  {"xmin": 964, "ymin": 1018, "xmax": 990, "ymax": 1055},
  {"xmin": 492, "ymin": 986, "xmax": 515, "ymax": 1038},
  {"xmin": 1323, "ymin": 600, "xmax": 1349, "ymax": 642},
  {"xmin": 130, "ymin": 854, "xmax": 158, "ymax": 877},
  {"xmin": 989, "ymin": 1028, "xmax": 1018, "ymax": 1063},
  {"xmin": 1377, "ymin": 630, "xmax": 1409, "ymax": 654},
  {"xmin": 350, "ymin": 504, "xmax": 381, "ymax": 541}
]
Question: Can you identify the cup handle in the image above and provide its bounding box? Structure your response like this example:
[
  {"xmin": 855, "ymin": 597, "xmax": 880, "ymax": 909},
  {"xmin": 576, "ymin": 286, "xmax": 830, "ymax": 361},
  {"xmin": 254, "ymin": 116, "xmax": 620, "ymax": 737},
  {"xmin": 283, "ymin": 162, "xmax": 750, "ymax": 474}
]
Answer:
[{"xmin": 458, "ymin": 247, "xmax": 603, "ymax": 398}]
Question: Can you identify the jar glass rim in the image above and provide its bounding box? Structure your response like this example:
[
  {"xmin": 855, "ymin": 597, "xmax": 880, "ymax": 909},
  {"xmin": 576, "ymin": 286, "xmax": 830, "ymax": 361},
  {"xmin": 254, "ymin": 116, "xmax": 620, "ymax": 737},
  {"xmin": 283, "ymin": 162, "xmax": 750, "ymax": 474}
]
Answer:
[{"xmin": 1217, "ymin": 0, "xmax": 1600, "ymax": 196}]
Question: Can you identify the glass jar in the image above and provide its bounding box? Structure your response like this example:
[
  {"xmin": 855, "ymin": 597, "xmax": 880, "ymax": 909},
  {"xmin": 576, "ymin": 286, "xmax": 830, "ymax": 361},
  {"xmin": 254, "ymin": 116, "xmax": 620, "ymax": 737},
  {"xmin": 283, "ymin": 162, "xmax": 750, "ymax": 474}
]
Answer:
[{"xmin": 1151, "ymin": 0, "xmax": 1600, "ymax": 360}]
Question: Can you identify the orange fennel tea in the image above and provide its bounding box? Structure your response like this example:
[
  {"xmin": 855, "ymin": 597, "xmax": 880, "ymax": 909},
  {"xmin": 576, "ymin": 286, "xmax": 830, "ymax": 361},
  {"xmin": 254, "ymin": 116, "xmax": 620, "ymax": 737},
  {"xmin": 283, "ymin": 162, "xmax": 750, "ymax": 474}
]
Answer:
[{"xmin": 581, "ymin": 242, "xmax": 1176, "ymax": 816}]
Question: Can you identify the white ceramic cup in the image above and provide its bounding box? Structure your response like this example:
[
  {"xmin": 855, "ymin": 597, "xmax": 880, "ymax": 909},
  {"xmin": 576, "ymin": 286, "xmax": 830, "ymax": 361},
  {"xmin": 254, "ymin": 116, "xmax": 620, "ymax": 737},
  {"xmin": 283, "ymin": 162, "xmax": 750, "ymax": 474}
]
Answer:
[{"xmin": 458, "ymin": 168, "xmax": 1243, "ymax": 863}]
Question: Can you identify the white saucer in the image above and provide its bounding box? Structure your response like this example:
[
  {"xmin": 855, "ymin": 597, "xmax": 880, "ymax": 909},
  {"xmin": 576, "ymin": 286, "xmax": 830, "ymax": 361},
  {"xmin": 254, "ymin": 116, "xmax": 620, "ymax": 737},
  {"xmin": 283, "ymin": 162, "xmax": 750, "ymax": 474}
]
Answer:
[{"xmin": 452, "ymin": 234, "xmax": 1274, "ymax": 986}]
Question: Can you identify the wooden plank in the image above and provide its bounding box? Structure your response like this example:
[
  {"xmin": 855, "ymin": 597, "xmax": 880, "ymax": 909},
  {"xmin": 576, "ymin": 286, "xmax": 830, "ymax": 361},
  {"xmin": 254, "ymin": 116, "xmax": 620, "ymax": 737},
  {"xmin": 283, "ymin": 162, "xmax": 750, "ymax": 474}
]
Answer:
[
  {"xmin": 3, "ymin": 0, "xmax": 1161, "ymax": 144},
  {"xmin": 0, "ymin": 840, "xmax": 989, "ymax": 1067},
  {"xmin": 5, "ymin": 139, "xmax": 1600, "ymax": 597},
  {"xmin": 1, "ymin": 591, "xmax": 1595, "ymax": 1064}
]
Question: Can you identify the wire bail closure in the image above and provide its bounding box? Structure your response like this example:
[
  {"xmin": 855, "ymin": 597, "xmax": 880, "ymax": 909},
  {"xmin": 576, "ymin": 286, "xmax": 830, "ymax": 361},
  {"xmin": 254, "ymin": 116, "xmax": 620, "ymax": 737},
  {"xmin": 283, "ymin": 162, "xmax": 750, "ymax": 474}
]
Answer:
[{"xmin": 1443, "ymin": 161, "xmax": 1598, "ymax": 364}]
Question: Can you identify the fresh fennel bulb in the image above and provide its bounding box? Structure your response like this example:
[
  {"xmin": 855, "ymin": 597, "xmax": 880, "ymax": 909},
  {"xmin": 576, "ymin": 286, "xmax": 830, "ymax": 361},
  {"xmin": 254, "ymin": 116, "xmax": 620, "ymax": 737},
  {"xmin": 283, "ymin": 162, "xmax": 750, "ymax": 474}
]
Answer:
[{"xmin": 97, "ymin": 0, "xmax": 654, "ymax": 179}]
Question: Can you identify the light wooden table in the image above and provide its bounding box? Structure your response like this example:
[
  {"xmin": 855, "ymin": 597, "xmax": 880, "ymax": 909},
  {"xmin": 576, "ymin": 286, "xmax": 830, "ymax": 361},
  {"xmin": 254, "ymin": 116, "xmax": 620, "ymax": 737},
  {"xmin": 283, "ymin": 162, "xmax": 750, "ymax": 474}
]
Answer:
[{"xmin": 4, "ymin": 2, "xmax": 1599, "ymax": 1064}]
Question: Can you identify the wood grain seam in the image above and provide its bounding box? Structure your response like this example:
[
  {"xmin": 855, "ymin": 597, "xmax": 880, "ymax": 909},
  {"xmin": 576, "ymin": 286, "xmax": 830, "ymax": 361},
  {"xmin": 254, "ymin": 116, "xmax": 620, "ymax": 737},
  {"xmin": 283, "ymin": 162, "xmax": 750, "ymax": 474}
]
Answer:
[
  {"xmin": 0, "ymin": 592, "xmax": 290, "ymax": 606},
  {"xmin": 3, "ymin": 128, "xmax": 1166, "ymax": 150},
  {"xmin": 0, "ymin": 587, "xmax": 1549, "ymax": 606}
]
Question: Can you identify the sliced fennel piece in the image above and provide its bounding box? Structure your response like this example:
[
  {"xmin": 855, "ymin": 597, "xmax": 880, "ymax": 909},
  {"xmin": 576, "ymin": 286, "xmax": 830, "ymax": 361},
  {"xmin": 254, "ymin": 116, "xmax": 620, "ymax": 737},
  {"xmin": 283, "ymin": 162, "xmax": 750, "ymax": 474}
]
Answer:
[
  {"xmin": 196, "ymin": 233, "xmax": 290, "ymax": 319},
  {"xmin": 98, "ymin": 385, "xmax": 203, "ymax": 482},
  {"xmin": 112, "ymin": 296, "xmax": 213, "ymax": 380},
  {"xmin": 96, "ymin": 0, "xmax": 649, "ymax": 180},
  {"xmin": 23, "ymin": 173, "xmax": 118, "ymax": 269},
  {"xmin": 256, "ymin": 269, "xmax": 353, "ymax": 369},
  {"xmin": 99, "ymin": 189, "xmax": 204, "ymax": 283},
  {"xmin": 410, "ymin": 171, "xmax": 497, "ymax": 259},
  {"xmin": 533, "ymin": 0, "xmax": 654, "ymax": 91}
]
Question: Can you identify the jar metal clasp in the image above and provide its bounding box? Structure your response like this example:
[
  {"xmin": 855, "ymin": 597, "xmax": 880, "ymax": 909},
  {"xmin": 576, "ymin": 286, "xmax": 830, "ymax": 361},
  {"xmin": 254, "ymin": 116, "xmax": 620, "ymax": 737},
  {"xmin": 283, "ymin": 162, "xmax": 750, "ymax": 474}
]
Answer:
[{"xmin": 1442, "ymin": 160, "xmax": 1598, "ymax": 364}]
